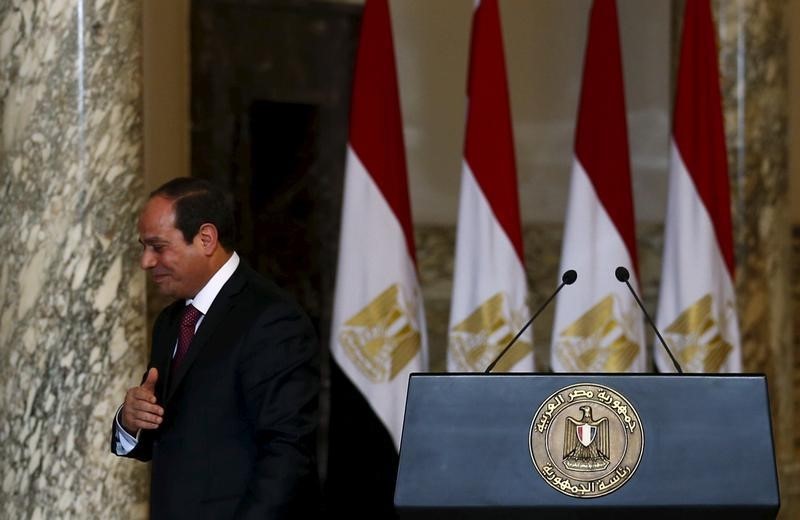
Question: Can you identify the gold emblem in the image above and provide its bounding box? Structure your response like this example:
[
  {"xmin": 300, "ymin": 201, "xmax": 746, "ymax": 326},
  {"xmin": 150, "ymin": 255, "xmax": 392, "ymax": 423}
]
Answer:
[
  {"xmin": 554, "ymin": 295, "xmax": 641, "ymax": 372},
  {"xmin": 449, "ymin": 292, "xmax": 531, "ymax": 371},
  {"xmin": 338, "ymin": 284, "xmax": 421, "ymax": 383},
  {"xmin": 529, "ymin": 383, "xmax": 644, "ymax": 498},
  {"xmin": 664, "ymin": 294, "xmax": 734, "ymax": 372}
]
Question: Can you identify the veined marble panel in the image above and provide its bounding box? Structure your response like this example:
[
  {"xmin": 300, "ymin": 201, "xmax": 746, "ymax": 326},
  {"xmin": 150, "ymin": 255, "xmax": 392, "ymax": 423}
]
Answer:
[
  {"xmin": 714, "ymin": 1, "xmax": 795, "ymax": 517},
  {"xmin": 0, "ymin": 1, "xmax": 147, "ymax": 518}
]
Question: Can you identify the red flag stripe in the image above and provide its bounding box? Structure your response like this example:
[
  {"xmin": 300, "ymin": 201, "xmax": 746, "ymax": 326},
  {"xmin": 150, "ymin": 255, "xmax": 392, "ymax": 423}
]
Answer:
[
  {"xmin": 348, "ymin": 0, "xmax": 417, "ymax": 265},
  {"xmin": 673, "ymin": 0, "xmax": 735, "ymax": 277},
  {"xmin": 463, "ymin": 0, "xmax": 525, "ymax": 263},
  {"xmin": 574, "ymin": 0, "xmax": 639, "ymax": 274}
]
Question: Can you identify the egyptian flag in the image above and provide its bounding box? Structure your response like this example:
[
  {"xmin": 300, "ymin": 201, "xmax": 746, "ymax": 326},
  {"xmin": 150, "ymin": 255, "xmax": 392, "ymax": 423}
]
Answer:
[
  {"xmin": 448, "ymin": 0, "xmax": 532, "ymax": 373},
  {"xmin": 654, "ymin": 0, "xmax": 741, "ymax": 373},
  {"xmin": 551, "ymin": 0, "xmax": 645, "ymax": 373},
  {"xmin": 326, "ymin": 0, "xmax": 428, "ymax": 514}
]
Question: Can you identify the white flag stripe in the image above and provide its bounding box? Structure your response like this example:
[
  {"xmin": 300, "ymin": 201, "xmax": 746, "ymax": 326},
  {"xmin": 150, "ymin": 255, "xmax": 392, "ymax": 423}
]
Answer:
[
  {"xmin": 551, "ymin": 158, "xmax": 646, "ymax": 373},
  {"xmin": 448, "ymin": 162, "xmax": 532, "ymax": 372},
  {"xmin": 558, "ymin": 159, "xmax": 640, "ymax": 298},
  {"xmin": 655, "ymin": 141, "xmax": 741, "ymax": 372},
  {"xmin": 332, "ymin": 149, "xmax": 421, "ymax": 308},
  {"xmin": 330, "ymin": 146, "xmax": 426, "ymax": 448},
  {"xmin": 451, "ymin": 163, "xmax": 529, "ymax": 313}
]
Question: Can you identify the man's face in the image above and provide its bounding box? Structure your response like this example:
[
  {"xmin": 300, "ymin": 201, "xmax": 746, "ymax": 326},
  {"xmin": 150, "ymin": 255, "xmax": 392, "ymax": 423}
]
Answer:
[{"xmin": 138, "ymin": 196, "xmax": 207, "ymax": 299}]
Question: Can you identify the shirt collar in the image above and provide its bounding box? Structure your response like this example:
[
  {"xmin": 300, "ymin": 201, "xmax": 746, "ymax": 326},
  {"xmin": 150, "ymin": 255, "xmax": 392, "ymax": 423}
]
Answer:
[{"xmin": 186, "ymin": 252, "xmax": 240, "ymax": 314}]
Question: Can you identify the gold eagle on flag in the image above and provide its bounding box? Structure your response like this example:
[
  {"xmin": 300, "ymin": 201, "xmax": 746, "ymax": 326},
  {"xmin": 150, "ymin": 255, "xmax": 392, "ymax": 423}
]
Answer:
[{"xmin": 338, "ymin": 284, "xmax": 421, "ymax": 383}]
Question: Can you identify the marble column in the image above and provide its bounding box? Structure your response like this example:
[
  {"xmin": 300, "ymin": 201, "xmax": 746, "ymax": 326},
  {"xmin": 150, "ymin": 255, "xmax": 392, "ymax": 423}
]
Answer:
[
  {"xmin": 713, "ymin": 0, "xmax": 797, "ymax": 516},
  {"xmin": 0, "ymin": 1, "xmax": 148, "ymax": 518}
]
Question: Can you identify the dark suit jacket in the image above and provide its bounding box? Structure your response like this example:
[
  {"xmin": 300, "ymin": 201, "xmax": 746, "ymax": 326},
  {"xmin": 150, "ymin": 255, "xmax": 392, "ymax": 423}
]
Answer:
[{"xmin": 112, "ymin": 262, "xmax": 320, "ymax": 519}]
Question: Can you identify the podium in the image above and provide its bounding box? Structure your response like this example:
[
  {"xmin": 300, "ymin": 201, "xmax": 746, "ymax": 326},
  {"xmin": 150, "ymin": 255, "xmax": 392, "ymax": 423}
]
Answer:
[{"xmin": 394, "ymin": 374, "xmax": 779, "ymax": 519}]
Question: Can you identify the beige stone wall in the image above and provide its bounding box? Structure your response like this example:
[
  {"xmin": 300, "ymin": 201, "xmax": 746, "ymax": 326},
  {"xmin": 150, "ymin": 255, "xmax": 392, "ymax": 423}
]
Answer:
[
  {"xmin": 791, "ymin": 0, "xmax": 800, "ymax": 225},
  {"xmin": 142, "ymin": 0, "xmax": 190, "ymax": 191}
]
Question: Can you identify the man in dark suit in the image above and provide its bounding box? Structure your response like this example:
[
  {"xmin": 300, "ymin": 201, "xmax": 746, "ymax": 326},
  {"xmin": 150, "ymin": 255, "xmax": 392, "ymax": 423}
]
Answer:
[{"xmin": 111, "ymin": 178, "xmax": 320, "ymax": 519}]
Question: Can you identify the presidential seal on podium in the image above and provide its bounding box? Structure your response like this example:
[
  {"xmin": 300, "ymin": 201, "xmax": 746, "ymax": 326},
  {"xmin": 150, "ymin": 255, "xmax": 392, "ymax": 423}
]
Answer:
[{"xmin": 529, "ymin": 383, "xmax": 644, "ymax": 498}]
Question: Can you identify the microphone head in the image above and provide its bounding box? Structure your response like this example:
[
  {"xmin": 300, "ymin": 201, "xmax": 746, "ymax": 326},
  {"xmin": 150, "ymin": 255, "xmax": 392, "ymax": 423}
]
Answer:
[
  {"xmin": 615, "ymin": 266, "xmax": 630, "ymax": 282},
  {"xmin": 562, "ymin": 270, "xmax": 577, "ymax": 285}
]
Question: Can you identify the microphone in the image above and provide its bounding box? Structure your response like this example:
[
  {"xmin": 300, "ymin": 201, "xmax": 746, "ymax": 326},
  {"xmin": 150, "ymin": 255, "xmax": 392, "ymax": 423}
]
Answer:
[
  {"xmin": 614, "ymin": 266, "xmax": 683, "ymax": 374},
  {"xmin": 484, "ymin": 270, "xmax": 578, "ymax": 373}
]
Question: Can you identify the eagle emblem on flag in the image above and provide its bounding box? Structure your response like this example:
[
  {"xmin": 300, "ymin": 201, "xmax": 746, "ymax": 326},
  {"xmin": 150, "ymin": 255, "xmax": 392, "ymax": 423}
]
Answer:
[
  {"xmin": 664, "ymin": 294, "xmax": 735, "ymax": 372},
  {"xmin": 339, "ymin": 284, "xmax": 421, "ymax": 383},
  {"xmin": 449, "ymin": 292, "xmax": 531, "ymax": 372},
  {"xmin": 554, "ymin": 294, "xmax": 640, "ymax": 372}
]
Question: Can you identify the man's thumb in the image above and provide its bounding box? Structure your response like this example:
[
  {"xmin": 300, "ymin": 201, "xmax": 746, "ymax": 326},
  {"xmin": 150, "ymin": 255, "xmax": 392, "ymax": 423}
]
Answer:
[{"xmin": 142, "ymin": 367, "xmax": 158, "ymax": 390}]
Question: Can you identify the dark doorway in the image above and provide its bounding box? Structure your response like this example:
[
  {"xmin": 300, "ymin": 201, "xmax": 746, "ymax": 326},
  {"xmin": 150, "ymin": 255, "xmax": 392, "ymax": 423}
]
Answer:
[{"xmin": 190, "ymin": 0, "xmax": 362, "ymax": 500}]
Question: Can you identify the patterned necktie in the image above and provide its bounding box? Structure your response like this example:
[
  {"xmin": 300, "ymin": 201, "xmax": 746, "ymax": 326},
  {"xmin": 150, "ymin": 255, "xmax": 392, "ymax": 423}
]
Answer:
[{"xmin": 172, "ymin": 304, "xmax": 203, "ymax": 373}]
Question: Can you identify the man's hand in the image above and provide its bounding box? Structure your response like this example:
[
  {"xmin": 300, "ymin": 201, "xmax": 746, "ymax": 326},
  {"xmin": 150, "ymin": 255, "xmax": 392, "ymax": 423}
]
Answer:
[{"xmin": 120, "ymin": 368, "xmax": 164, "ymax": 435}]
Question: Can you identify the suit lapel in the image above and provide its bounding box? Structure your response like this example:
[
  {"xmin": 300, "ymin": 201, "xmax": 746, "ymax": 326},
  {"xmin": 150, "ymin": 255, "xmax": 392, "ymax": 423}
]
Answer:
[
  {"xmin": 166, "ymin": 265, "xmax": 248, "ymax": 404},
  {"xmin": 152, "ymin": 303, "xmax": 182, "ymax": 405}
]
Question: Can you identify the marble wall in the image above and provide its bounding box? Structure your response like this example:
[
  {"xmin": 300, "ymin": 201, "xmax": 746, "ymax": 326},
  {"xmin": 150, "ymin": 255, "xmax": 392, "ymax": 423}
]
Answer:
[
  {"xmin": 0, "ymin": 1, "xmax": 148, "ymax": 518},
  {"xmin": 714, "ymin": 0, "xmax": 796, "ymax": 515}
]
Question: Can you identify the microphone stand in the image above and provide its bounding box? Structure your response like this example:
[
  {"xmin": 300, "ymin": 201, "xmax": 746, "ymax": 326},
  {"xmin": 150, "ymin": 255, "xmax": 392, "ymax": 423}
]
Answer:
[
  {"xmin": 615, "ymin": 266, "xmax": 683, "ymax": 374},
  {"xmin": 484, "ymin": 270, "xmax": 577, "ymax": 373}
]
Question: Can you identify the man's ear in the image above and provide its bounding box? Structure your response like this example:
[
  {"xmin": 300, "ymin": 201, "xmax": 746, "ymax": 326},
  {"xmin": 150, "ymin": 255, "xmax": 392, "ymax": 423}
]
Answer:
[{"xmin": 196, "ymin": 223, "xmax": 219, "ymax": 255}]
